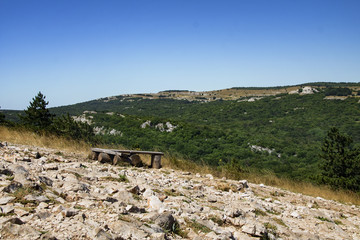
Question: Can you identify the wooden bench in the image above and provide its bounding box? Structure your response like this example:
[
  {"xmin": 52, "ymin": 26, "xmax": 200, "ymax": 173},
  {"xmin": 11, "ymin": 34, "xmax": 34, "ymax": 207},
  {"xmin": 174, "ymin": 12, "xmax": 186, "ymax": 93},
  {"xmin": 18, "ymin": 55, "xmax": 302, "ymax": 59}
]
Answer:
[{"xmin": 91, "ymin": 148, "xmax": 163, "ymax": 169}]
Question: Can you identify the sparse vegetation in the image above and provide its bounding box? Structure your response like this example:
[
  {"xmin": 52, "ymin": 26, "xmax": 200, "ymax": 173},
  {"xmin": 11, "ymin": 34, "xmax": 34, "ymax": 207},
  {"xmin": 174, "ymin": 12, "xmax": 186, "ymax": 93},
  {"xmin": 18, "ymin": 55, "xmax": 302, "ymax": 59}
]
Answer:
[
  {"xmin": 254, "ymin": 208, "xmax": 268, "ymax": 216},
  {"xmin": 185, "ymin": 218, "xmax": 212, "ymax": 233},
  {"xmin": 316, "ymin": 216, "xmax": 332, "ymax": 222},
  {"xmin": 102, "ymin": 174, "xmax": 129, "ymax": 183},
  {"xmin": 272, "ymin": 218, "xmax": 287, "ymax": 227},
  {"xmin": 208, "ymin": 214, "xmax": 224, "ymax": 226}
]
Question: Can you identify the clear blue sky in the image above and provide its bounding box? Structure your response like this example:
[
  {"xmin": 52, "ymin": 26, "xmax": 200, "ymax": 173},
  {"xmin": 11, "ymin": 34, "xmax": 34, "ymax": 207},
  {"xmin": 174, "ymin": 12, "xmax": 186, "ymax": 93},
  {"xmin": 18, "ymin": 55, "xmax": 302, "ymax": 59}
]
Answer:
[{"xmin": 1, "ymin": 0, "xmax": 359, "ymax": 110}]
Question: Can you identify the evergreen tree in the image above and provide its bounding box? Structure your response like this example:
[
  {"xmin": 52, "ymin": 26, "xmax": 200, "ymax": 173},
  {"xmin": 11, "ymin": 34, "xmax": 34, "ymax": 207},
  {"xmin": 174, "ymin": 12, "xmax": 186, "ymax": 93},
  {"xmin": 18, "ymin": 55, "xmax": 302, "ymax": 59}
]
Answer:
[
  {"xmin": 0, "ymin": 112, "xmax": 5, "ymax": 124},
  {"xmin": 20, "ymin": 92, "xmax": 54, "ymax": 131},
  {"xmin": 319, "ymin": 127, "xmax": 360, "ymax": 191}
]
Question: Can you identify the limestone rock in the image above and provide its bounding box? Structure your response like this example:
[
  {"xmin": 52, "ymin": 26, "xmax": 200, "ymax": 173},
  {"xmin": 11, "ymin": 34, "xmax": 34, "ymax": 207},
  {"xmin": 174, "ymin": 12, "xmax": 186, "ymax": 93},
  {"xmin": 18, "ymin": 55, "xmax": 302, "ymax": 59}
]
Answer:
[
  {"xmin": 147, "ymin": 195, "xmax": 165, "ymax": 213},
  {"xmin": 0, "ymin": 142, "xmax": 359, "ymax": 240},
  {"xmin": 0, "ymin": 196, "xmax": 15, "ymax": 205},
  {"xmin": 0, "ymin": 205, "xmax": 14, "ymax": 214}
]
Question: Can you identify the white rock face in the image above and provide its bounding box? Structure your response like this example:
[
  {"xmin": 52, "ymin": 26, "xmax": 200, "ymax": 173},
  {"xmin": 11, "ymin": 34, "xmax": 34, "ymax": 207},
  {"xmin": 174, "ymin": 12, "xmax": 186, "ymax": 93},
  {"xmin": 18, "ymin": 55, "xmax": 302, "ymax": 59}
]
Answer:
[
  {"xmin": 300, "ymin": 86, "xmax": 319, "ymax": 95},
  {"xmin": 0, "ymin": 141, "xmax": 359, "ymax": 240},
  {"xmin": 143, "ymin": 121, "xmax": 177, "ymax": 132},
  {"xmin": 141, "ymin": 120, "xmax": 151, "ymax": 129},
  {"xmin": 72, "ymin": 114, "xmax": 92, "ymax": 124}
]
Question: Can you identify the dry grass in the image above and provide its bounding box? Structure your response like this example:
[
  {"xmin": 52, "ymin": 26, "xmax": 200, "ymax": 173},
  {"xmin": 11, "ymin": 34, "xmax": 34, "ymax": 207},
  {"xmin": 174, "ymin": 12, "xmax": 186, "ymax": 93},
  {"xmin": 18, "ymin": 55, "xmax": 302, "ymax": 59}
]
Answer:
[
  {"xmin": 162, "ymin": 153, "xmax": 360, "ymax": 205},
  {"xmin": 1, "ymin": 126, "xmax": 359, "ymax": 205},
  {"xmin": 244, "ymin": 172, "xmax": 360, "ymax": 205},
  {"xmin": 0, "ymin": 126, "xmax": 90, "ymax": 157}
]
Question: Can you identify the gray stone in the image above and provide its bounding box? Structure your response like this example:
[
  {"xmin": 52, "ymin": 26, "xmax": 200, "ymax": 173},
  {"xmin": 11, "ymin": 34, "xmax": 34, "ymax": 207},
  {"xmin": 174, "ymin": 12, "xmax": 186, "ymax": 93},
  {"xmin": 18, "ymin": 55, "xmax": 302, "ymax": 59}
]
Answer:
[
  {"xmin": 150, "ymin": 232, "xmax": 166, "ymax": 240},
  {"xmin": 3, "ymin": 181, "xmax": 23, "ymax": 193},
  {"xmin": 0, "ymin": 168, "xmax": 13, "ymax": 176},
  {"xmin": 155, "ymin": 212, "xmax": 177, "ymax": 231},
  {"xmin": 20, "ymin": 157, "xmax": 31, "ymax": 162},
  {"xmin": 225, "ymin": 207, "xmax": 244, "ymax": 218},
  {"xmin": 242, "ymin": 222, "xmax": 266, "ymax": 237},
  {"xmin": 0, "ymin": 196, "xmax": 15, "ymax": 205},
  {"xmin": 4, "ymin": 217, "xmax": 24, "ymax": 225},
  {"xmin": 128, "ymin": 185, "xmax": 141, "ymax": 195},
  {"xmin": 43, "ymin": 163, "xmax": 58, "ymax": 171},
  {"xmin": 0, "ymin": 205, "xmax": 14, "ymax": 214},
  {"xmin": 35, "ymin": 211, "xmax": 51, "ymax": 219},
  {"xmin": 62, "ymin": 208, "xmax": 79, "ymax": 217},
  {"xmin": 110, "ymin": 221, "xmax": 149, "ymax": 239},
  {"xmin": 35, "ymin": 152, "xmax": 41, "ymax": 159},
  {"xmin": 208, "ymin": 196, "xmax": 217, "ymax": 203},
  {"xmin": 93, "ymin": 227, "xmax": 113, "ymax": 240},
  {"xmin": 126, "ymin": 204, "xmax": 145, "ymax": 213},
  {"xmin": 104, "ymin": 197, "xmax": 118, "ymax": 203},
  {"xmin": 40, "ymin": 232, "xmax": 58, "ymax": 240},
  {"xmin": 1, "ymin": 222, "xmax": 40, "ymax": 239},
  {"xmin": 39, "ymin": 176, "xmax": 53, "ymax": 186}
]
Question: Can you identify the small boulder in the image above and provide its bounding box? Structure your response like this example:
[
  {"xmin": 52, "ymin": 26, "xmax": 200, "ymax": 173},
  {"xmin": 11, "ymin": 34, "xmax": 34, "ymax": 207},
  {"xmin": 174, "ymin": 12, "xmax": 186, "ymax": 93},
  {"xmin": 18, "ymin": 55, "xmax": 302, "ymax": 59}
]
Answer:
[
  {"xmin": 147, "ymin": 195, "xmax": 165, "ymax": 213},
  {"xmin": 155, "ymin": 212, "xmax": 177, "ymax": 231},
  {"xmin": 128, "ymin": 185, "xmax": 141, "ymax": 195},
  {"xmin": 35, "ymin": 152, "xmax": 41, "ymax": 159},
  {"xmin": 39, "ymin": 176, "xmax": 53, "ymax": 187}
]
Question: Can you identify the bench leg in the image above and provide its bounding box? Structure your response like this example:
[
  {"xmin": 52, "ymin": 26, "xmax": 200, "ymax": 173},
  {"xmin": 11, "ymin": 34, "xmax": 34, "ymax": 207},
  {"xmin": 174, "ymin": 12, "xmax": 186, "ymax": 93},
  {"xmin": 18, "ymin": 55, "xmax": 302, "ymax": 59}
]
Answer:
[{"xmin": 151, "ymin": 155, "xmax": 162, "ymax": 169}]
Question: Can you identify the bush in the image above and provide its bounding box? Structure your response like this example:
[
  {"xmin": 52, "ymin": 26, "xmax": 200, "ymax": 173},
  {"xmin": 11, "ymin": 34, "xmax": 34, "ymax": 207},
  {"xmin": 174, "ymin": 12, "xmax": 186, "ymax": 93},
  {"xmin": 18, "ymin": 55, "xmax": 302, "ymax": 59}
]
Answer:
[{"xmin": 324, "ymin": 87, "xmax": 352, "ymax": 96}]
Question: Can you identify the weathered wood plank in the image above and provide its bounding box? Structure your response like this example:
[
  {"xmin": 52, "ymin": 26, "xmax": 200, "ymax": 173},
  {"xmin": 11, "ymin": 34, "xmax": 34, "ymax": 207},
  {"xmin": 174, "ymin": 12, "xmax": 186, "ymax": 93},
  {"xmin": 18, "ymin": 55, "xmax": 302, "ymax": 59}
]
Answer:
[{"xmin": 92, "ymin": 148, "xmax": 164, "ymax": 156}]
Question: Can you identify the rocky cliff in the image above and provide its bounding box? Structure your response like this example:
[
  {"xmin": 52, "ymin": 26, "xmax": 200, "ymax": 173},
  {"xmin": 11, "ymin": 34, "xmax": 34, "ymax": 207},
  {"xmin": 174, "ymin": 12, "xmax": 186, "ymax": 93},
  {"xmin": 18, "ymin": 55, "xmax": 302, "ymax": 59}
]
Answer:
[{"xmin": 0, "ymin": 142, "xmax": 359, "ymax": 239}]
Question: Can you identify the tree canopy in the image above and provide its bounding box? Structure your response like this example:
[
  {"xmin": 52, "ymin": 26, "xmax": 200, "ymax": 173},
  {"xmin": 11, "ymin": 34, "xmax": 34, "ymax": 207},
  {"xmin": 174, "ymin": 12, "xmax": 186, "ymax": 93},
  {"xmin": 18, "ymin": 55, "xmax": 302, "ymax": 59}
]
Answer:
[
  {"xmin": 20, "ymin": 91, "xmax": 54, "ymax": 131},
  {"xmin": 319, "ymin": 127, "xmax": 360, "ymax": 191}
]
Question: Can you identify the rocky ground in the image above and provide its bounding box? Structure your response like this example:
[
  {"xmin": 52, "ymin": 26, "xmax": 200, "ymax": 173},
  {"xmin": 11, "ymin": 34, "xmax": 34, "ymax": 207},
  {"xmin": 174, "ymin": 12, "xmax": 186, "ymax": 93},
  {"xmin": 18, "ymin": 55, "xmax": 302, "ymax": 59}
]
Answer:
[{"xmin": 0, "ymin": 142, "xmax": 359, "ymax": 240}]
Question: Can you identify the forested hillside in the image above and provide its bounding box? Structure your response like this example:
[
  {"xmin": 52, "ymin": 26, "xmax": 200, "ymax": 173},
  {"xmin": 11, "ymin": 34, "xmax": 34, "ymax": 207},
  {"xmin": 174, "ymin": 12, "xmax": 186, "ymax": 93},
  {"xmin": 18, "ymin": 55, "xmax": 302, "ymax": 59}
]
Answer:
[
  {"xmin": 2, "ymin": 83, "xmax": 360, "ymax": 183},
  {"xmin": 47, "ymin": 84, "xmax": 360, "ymax": 182}
]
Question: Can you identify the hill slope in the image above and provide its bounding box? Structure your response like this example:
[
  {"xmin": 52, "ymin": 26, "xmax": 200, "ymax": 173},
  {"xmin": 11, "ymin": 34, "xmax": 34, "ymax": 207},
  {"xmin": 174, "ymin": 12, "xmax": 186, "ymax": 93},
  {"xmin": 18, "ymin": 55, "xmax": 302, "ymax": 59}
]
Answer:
[
  {"xmin": 2, "ymin": 83, "xmax": 360, "ymax": 183},
  {"xmin": 48, "ymin": 83, "xmax": 360, "ymax": 182},
  {"xmin": 0, "ymin": 141, "xmax": 359, "ymax": 239}
]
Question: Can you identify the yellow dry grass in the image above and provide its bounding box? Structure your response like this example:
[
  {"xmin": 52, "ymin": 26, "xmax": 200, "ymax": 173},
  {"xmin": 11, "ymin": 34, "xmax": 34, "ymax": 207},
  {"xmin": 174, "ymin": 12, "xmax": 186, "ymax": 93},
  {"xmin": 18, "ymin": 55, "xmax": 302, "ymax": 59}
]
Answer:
[
  {"xmin": 1, "ymin": 126, "xmax": 359, "ymax": 205},
  {"xmin": 162, "ymin": 154, "xmax": 360, "ymax": 205},
  {"xmin": 0, "ymin": 126, "xmax": 90, "ymax": 157}
]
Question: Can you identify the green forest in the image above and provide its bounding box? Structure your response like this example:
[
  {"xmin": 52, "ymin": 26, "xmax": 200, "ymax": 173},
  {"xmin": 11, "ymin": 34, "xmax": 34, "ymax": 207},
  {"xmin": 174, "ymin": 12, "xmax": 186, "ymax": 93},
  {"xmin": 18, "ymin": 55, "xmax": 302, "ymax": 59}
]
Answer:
[
  {"xmin": 50, "ymin": 86, "xmax": 360, "ymax": 182},
  {"xmin": 2, "ymin": 84, "xmax": 360, "ymax": 189}
]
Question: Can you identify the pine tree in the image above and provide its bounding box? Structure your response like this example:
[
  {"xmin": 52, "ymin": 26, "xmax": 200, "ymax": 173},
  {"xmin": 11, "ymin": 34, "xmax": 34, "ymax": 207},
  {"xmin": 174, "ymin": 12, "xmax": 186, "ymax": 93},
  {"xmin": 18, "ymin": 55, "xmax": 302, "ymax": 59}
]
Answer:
[
  {"xmin": 319, "ymin": 127, "xmax": 360, "ymax": 191},
  {"xmin": 20, "ymin": 92, "xmax": 54, "ymax": 131},
  {"xmin": 0, "ymin": 112, "xmax": 5, "ymax": 124}
]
